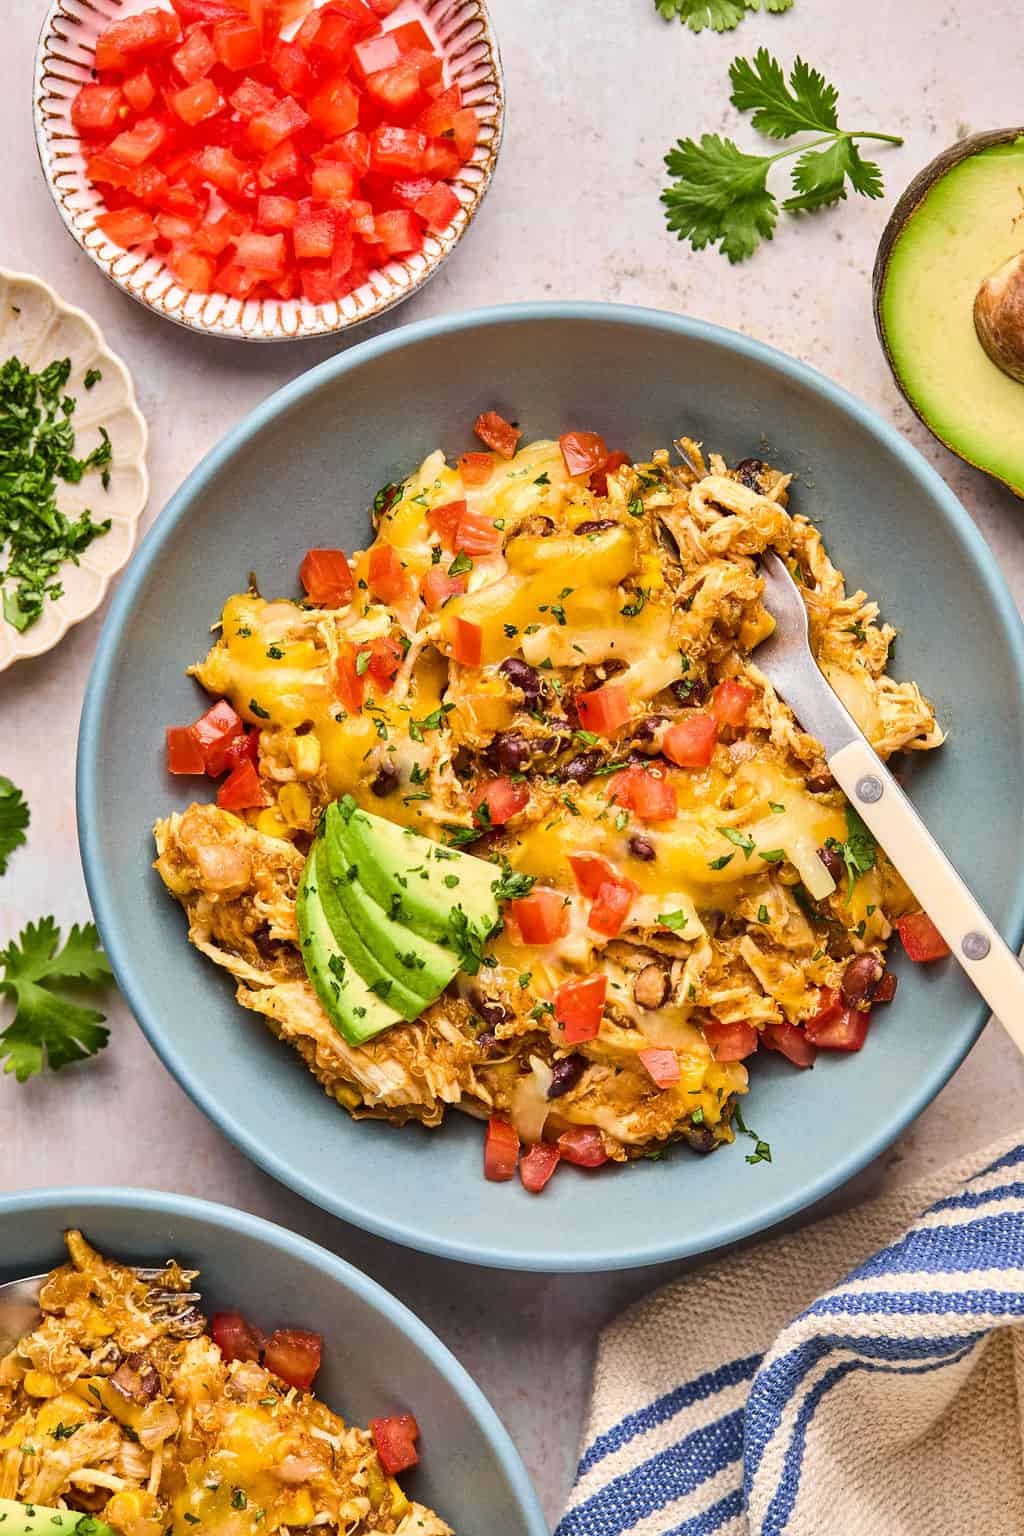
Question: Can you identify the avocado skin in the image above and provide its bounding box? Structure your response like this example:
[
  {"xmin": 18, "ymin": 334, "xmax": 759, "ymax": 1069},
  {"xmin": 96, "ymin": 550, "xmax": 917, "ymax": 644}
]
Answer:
[
  {"xmin": 0, "ymin": 1502, "xmax": 116, "ymax": 1536},
  {"xmin": 296, "ymin": 849, "xmax": 403, "ymax": 1045},
  {"xmin": 338, "ymin": 803, "xmax": 499, "ymax": 947},
  {"xmin": 322, "ymin": 805, "xmax": 458, "ymax": 1006},
  {"xmin": 872, "ymin": 128, "xmax": 1024, "ymax": 500}
]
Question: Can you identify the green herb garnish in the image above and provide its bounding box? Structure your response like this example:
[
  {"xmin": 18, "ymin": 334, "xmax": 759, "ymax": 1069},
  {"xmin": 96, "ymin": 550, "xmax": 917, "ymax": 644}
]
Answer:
[
  {"xmin": 656, "ymin": 0, "xmax": 792, "ymax": 31},
  {"xmin": 0, "ymin": 918, "xmax": 112, "ymax": 1082}
]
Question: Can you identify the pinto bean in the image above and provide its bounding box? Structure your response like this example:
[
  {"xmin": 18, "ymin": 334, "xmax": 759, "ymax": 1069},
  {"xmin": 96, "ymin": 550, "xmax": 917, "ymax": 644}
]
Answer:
[
  {"xmin": 628, "ymin": 834, "xmax": 656, "ymax": 862},
  {"xmin": 841, "ymin": 954, "xmax": 884, "ymax": 1007},
  {"xmin": 634, "ymin": 964, "xmax": 669, "ymax": 1010}
]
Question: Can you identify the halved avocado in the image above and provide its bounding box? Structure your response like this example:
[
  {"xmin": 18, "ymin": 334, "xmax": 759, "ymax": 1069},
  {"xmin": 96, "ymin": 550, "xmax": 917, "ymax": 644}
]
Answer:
[
  {"xmin": 873, "ymin": 129, "xmax": 1024, "ymax": 498},
  {"xmin": 295, "ymin": 854, "xmax": 403, "ymax": 1047},
  {"xmin": 313, "ymin": 840, "xmax": 427, "ymax": 1021}
]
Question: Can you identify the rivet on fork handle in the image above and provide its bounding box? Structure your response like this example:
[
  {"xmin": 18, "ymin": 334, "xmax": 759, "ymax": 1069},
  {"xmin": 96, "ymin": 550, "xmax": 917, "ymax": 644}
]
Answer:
[{"xmin": 856, "ymin": 775, "xmax": 884, "ymax": 804}]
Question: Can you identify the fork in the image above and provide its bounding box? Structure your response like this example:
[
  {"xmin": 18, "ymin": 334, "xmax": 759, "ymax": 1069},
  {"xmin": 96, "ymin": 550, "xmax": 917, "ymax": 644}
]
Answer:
[
  {"xmin": 756, "ymin": 550, "xmax": 1024, "ymax": 1049},
  {"xmin": 0, "ymin": 1266, "xmax": 206, "ymax": 1358}
]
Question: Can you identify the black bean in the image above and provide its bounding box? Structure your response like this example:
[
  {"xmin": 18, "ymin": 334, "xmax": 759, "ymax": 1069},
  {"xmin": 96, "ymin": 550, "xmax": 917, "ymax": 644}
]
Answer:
[
  {"xmin": 506, "ymin": 514, "xmax": 554, "ymax": 542},
  {"xmin": 703, "ymin": 908, "xmax": 724, "ymax": 936},
  {"xmin": 632, "ymin": 715, "xmax": 666, "ymax": 741},
  {"xmin": 475, "ymin": 1031, "xmax": 500, "ymax": 1055},
  {"xmin": 673, "ymin": 678, "xmax": 707, "ymax": 707},
  {"xmin": 735, "ymin": 457, "xmax": 768, "ymax": 492},
  {"xmin": 474, "ymin": 996, "xmax": 508, "ymax": 1027},
  {"xmin": 817, "ymin": 845, "xmax": 845, "ymax": 885},
  {"xmin": 683, "ymin": 1124, "xmax": 717, "ymax": 1155},
  {"xmin": 490, "ymin": 730, "xmax": 531, "ymax": 773},
  {"xmin": 370, "ymin": 762, "xmax": 399, "ymax": 797},
  {"xmin": 573, "ymin": 519, "xmax": 618, "ymax": 535},
  {"xmin": 548, "ymin": 1054, "xmax": 585, "ymax": 1098},
  {"xmin": 806, "ymin": 769, "xmax": 834, "ymax": 794},
  {"xmin": 499, "ymin": 657, "xmax": 541, "ymax": 702},
  {"xmin": 559, "ymin": 750, "xmax": 602, "ymax": 784},
  {"xmin": 628, "ymin": 834, "xmax": 656, "ymax": 862},
  {"xmin": 841, "ymin": 954, "xmax": 884, "ymax": 1007}
]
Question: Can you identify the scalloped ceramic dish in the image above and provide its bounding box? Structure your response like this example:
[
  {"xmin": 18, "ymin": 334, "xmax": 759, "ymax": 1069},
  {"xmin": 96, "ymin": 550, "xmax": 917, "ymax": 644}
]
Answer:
[
  {"xmin": 0, "ymin": 1188, "xmax": 547, "ymax": 1535},
  {"xmin": 0, "ymin": 269, "xmax": 148, "ymax": 672},
  {"xmin": 34, "ymin": 0, "xmax": 504, "ymax": 342}
]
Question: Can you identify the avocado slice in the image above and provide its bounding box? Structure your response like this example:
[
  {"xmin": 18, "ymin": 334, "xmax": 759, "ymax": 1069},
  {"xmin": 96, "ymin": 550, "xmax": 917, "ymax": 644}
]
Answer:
[
  {"xmin": 0, "ymin": 1503, "xmax": 115, "ymax": 1536},
  {"xmin": 873, "ymin": 130, "xmax": 1024, "ymax": 499},
  {"xmin": 296, "ymin": 849, "xmax": 405, "ymax": 1045},
  {"xmin": 335, "ymin": 800, "xmax": 500, "ymax": 947},
  {"xmin": 320, "ymin": 805, "xmax": 459, "ymax": 1004}
]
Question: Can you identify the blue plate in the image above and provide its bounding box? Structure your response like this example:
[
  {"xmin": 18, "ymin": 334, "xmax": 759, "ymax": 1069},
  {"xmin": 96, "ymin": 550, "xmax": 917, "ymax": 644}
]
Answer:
[
  {"xmin": 0, "ymin": 1188, "xmax": 546, "ymax": 1534},
  {"xmin": 78, "ymin": 302, "xmax": 1024, "ymax": 1272}
]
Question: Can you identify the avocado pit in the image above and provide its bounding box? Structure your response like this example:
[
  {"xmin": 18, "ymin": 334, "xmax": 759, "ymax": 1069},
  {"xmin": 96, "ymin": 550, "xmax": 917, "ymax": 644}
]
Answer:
[{"xmin": 974, "ymin": 251, "xmax": 1024, "ymax": 383}]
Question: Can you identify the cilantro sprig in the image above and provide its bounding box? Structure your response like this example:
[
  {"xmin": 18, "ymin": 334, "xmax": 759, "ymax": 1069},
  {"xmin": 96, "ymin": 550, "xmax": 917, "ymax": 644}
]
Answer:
[
  {"xmin": 662, "ymin": 50, "xmax": 902, "ymax": 262},
  {"xmin": 0, "ymin": 776, "xmax": 29, "ymax": 876},
  {"xmin": 655, "ymin": 0, "xmax": 792, "ymax": 32},
  {"xmin": 825, "ymin": 804, "xmax": 878, "ymax": 902},
  {"xmin": 0, "ymin": 918, "xmax": 113, "ymax": 1081}
]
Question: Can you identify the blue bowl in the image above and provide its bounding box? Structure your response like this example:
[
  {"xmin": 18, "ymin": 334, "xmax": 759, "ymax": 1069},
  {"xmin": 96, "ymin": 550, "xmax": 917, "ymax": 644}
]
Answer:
[
  {"xmin": 78, "ymin": 302, "xmax": 1024, "ymax": 1272},
  {"xmin": 0, "ymin": 1187, "xmax": 546, "ymax": 1534}
]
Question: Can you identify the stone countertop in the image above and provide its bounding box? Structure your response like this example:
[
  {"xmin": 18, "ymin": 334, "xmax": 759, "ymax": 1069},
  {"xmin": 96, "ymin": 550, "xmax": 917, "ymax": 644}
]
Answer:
[{"xmin": 3, "ymin": 0, "xmax": 1024, "ymax": 1523}]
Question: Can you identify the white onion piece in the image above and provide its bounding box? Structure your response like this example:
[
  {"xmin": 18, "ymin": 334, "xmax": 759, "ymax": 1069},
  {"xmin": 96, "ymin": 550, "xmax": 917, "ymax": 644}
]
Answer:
[
  {"xmin": 510, "ymin": 1056, "xmax": 554, "ymax": 1145},
  {"xmin": 788, "ymin": 833, "xmax": 836, "ymax": 901}
]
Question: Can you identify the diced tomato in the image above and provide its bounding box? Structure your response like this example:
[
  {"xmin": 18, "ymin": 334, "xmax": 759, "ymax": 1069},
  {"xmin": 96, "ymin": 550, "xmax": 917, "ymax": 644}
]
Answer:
[
  {"xmin": 702, "ymin": 1019, "xmax": 758, "ymax": 1061},
  {"xmin": 509, "ymin": 888, "xmax": 570, "ymax": 945},
  {"xmin": 312, "ymin": 161, "xmax": 357, "ymax": 202},
  {"xmin": 318, "ymin": 0, "xmax": 380, "ymax": 39},
  {"xmin": 806, "ymin": 1005, "xmax": 871, "ymax": 1051},
  {"xmin": 471, "ymin": 776, "xmax": 529, "ymax": 827},
  {"xmin": 474, "ymin": 410, "xmax": 520, "ymax": 460},
  {"xmin": 414, "ymin": 82, "xmax": 463, "ymax": 136},
  {"xmin": 367, "ymin": 0, "xmax": 402, "ymax": 12},
  {"xmin": 308, "ymin": 76, "xmax": 360, "ymax": 136},
  {"xmin": 269, "ymin": 37, "xmax": 311, "ymax": 95},
  {"xmin": 190, "ymin": 698, "xmax": 243, "ymax": 770},
  {"xmin": 374, "ymin": 209, "xmax": 423, "ymax": 256},
  {"xmin": 895, "ymin": 911, "xmax": 950, "ymax": 962},
  {"xmin": 762, "ymin": 1021, "xmax": 817, "ymax": 1068},
  {"xmin": 108, "ymin": 116, "xmax": 168, "ymax": 167},
  {"xmin": 212, "ymin": 17, "xmax": 264, "ymax": 69},
  {"xmin": 426, "ymin": 499, "xmax": 465, "ymax": 542},
  {"xmin": 167, "ymin": 248, "xmax": 215, "ymax": 292},
  {"xmin": 170, "ymin": 78, "xmax": 224, "ymax": 126},
  {"xmin": 299, "ymin": 265, "xmax": 336, "ymax": 304},
  {"xmin": 453, "ymin": 507, "xmax": 501, "ymax": 556},
  {"xmin": 193, "ymin": 212, "xmax": 239, "ymax": 254},
  {"xmin": 331, "ymin": 130, "xmax": 370, "ymax": 174},
  {"xmin": 420, "ymin": 566, "xmax": 466, "ymax": 610},
  {"xmin": 874, "ymin": 972, "xmax": 898, "ymax": 1004},
  {"xmin": 422, "ymin": 137, "xmax": 461, "ymax": 180},
  {"xmin": 217, "ymin": 759, "xmax": 269, "ymax": 810},
  {"xmin": 391, "ymin": 174, "xmax": 436, "ymax": 210},
  {"xmin": 194, "ymin": 144, "xmax": 254, "ymax": 197},
  {"xmin": 263, "ymin": 1328, "xmax": 322, "ymax": 1390},
  {"xmin": 576, "ymin": 682, "xmax": 629, "ymax": 736},
  {"xmin": 334, "ymin": 642, "xmax": 365, "ymax": 713},
  {"xmin": 560, "ymin": 431, "xmax": 608, "ymax": 478},
  {"xmin": 363, "ymin": 635, "xmax": 404, "ymax": 692},
  {"xmin": 294, "ymin": 204, "xmax": 336, "ymax": 259},
  {"xmin": 307, "ymin": 12, "xmax": 360, "ymax": 66},
  {"xmin": 712, "ymin": 678, "xmax": 754, "ymax": 728},
  {"xmin": 123, "ymin": 69, "xmax": 157, "ymax": 112},
  {"xmin": 353, "ymin": 32, "xmax": 400, "ymax": 77},
  {"xmin": 805, "ymin": 986, "xmax": 842, "ymax": 1033},
  {"xmin": 229, "ymin": 77, "xmax": 278, "ymax": 118},
  {"xmin": 609, "ymin": 764, "xmax": 677, "ymax": 822},
  {"xmin": 95, "ymin": 206, "xmax": 158, "ymax": 247},
  {"xmin": 169, "ymin": 0, "xmax": 240, "ymax": 20},
  {"xmin": 258, "ymin": 194, "xmax": 299, "ymax": 230},
  {"xmin": 166, "ymin": 725, "xmax": 207, "ymax": 775},
  {"xmin": 370, "ymin": 125, "xmax": 426, "ymax": 174},
  {"xmin": 412, "ymin": 180, "xmax": 460, "ymax": 232},
  {"xmin": 450, "ymin": 107, "xmax": 478, "ymax": 160},
  {"xmin": 569, "ymin": 853, "xmax": 622, "ymax": 900},
  {"xmin": 298, "ymin": 547, "xmax": 353, "ymax": 608},
  {"xmin": 483, "ymin": 1117, "xmax": 519, "ymax": 1182},
  {"xmin": 367, "ymin": 542, "xmax": 412, "ymax": 603},
  {"xmin": 589, "ymin": 449, "xmax": 631, "ymax": 497},
  {"xmin": 366, "ymin": 62, "xmax": 422, "ymax": 116},
  {"xmin": 589, "ymin": 880, "xmax": 635, "ymax": 938},
  {"xmin": 520, "ymin": 1142, "xmax": 560, "ymax": 1194},
  {"xmin": 451, "ymin": 616, "xmax": 482, "ymax": 667},
  {"xmin": 95, "ymin": 10, "xmax": 182, "ymax": 71},
  {"xmin": 249, "ymin": 96, "xmax": 310, "ymax": 154},
  {"xmin": 235, "ymin": 231, "xmax": 286, "ymax": 274},
  {"xmin": 638, "ymin": 1047, "xmax": 681, "ymax": 1088},
  {"xmin": 391, "ymin": 19, "xmax": 433, "ymax": 53},
  {"xmin": 257, "ymin": 138, "xmax": 302, "ymax": 189},
  {"xmin": 173, "ymin": 26, "xmax": 217, "ymax": 82},
  {"xmin": 71, "ymin": 84, "xmax": 125, "ymax": 136},
  {"xmin": 459, "ymin": 451, "xmax": 494, "ymax": 485},
  {"xmin": 371, "ymin": 1414, "xmax": 420, "ymax": 1475},
  {"xmin": 400, "ymin": 47, "xmax": 443, "ymax": 89},
  {"xmin": 211, "ymin": 1310, "xmax": 265, "ymax": 1363},
  {"xmin": 663, "ymin": 714, "xmax": 718, "ymax": 768},
  {"xmin": 557, "ymin": 1126, "xmax": 608, "ymax": 1168},
  {"xmin": 216, "ymin": 729, "xmax": 260, "ymax": 775},
  {"xmin": 554, "ymin": 974, "xmax": 607, "ymax": 1044}
]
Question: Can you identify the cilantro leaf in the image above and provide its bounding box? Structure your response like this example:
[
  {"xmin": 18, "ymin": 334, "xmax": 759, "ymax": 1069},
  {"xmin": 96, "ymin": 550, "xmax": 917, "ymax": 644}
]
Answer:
[
  {"xmin": 0, "ymin": 776, "xmax": 29, "ymax": 875},
  {"xmin": 662, "ymin": 51, "xmax": 901, "ymax": 261},
  {"xmin": 655, "ymin": 0, "xmax": 793, "ymax": 32},
  {"xmin": 0, "ymin": 918, "xmax": 112, "ymax": 1081}
]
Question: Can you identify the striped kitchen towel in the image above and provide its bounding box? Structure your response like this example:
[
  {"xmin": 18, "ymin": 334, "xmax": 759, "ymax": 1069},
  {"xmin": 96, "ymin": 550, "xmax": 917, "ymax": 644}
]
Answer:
[{"xmin": 558, "ymin": 1133, "xmax": 1024, "ymax": 1536}]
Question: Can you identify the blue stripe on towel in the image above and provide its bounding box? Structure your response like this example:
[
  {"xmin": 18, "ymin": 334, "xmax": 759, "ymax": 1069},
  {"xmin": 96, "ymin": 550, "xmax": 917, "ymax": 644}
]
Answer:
[
  {"xmin": 577, "ymin": 1354, "xmax": 761, "ymax": 1476},
  {"xmin": 663, "ymin": 1488, "xmax": 745, "ymax": 1536},
  {"xmin": 928, "ymin": 1178, "xmax": 1024, "ymax": 1217},
  {"xmin": 964, "ymin": 1142, "xmax": 1024, "ymax": 1184},
  {"xmin": 556, "ymin": 1409, "xmax": 745, "ymax": 1536},
  {"xmin": 852, "ymin": 1210, "xmax": 1024, "ymax": 1280}
]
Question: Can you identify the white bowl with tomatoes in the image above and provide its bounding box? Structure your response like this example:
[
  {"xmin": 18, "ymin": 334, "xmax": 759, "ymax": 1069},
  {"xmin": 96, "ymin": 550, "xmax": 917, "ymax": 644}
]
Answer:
[{"xmin": 34, "ymin": 0, "xmax": 503, "ymax": 340}]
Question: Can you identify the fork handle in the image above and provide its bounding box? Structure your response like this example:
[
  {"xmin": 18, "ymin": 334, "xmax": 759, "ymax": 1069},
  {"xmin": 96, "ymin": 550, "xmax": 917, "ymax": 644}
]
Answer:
[{"xmin": 828, "ymin": 738, "xmax": 1024, "ymax": 1054}]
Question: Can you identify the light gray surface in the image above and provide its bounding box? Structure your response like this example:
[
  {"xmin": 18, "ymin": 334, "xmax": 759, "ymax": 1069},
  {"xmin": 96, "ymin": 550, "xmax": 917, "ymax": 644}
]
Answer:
[{"xmin": 2, "ymin": 0, "xmax": 1024, "ymax": 1523}]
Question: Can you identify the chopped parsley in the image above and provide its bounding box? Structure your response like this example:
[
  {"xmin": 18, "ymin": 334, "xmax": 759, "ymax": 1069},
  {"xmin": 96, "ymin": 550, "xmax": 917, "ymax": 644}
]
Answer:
[
  {"xmin": 824, "ymin": 804, "xmax": 878, "ymax": 901},
  {"xmin": 708, "ymin": 853, "xmax": 734, "ymax": 870},
  {"xmin": 844, "ymin": 620, "xmax": 867, "ymax": 641},
  {"xmin": 732, "ymin": 1103, "xmax": 772, "ymax": 1165},
  {"xmin": 491, "ymin": 861, "xmax": 536, "ymax": 903},
  {"xmin": 248, "ymin": 699, "xmax": 270, "ymax": 719},
  {"xmin": 718, "ymin": 826, "xmax": 755, "ymax": 858},
  {"xmin": 758, "ymin": 848, "xmax": 785, "ymax": 863},
  {"xmin": 448, "ymin": 550, "xmax": 473, "ymax": 577},
  {"xmin": 0, "ymin": 776, "xmax": 29, "ymax": 876},
  {"xmin": 757, "ymin": 903, "xmax": 769, "ymax": 924},
  {"xmin": 656, "ymin": 909, "xmax": 688, "ymax": 930},
  {"xmin": 84, "ymin": 367, "xmax": 102, "ymax": 390},
  {"xmin": 620, "ymin": 589, "xmax": 647, "ymax": 617},
  {"xmin": 627, "ymin": 495, "xmax": 645, "ymax": 518}
]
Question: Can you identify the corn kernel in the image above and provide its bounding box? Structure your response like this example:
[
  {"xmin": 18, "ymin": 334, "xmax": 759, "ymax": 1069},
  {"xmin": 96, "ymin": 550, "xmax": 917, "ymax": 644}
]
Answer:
[
  {"xmin": 288, "ymin": 733, "xmax": 322, "ymax": 779},
  {"xmin": 279, "ymin": 782, "xmax": 312, "ymax": 830},
  {"xmin": 256, "ymin": 808, "xmax": 293, "ymax": 841},
  {"xmin": 23, "ymin": 1371, "xmax": 59, "ymax": 1399},
  {"xmin": 281, "ymin": 1489, "xmax": 314, "ymax": 1526},
  {"xmin": 336, "ymin": 1084, "xmax": 363, "ymax": 1110}
]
